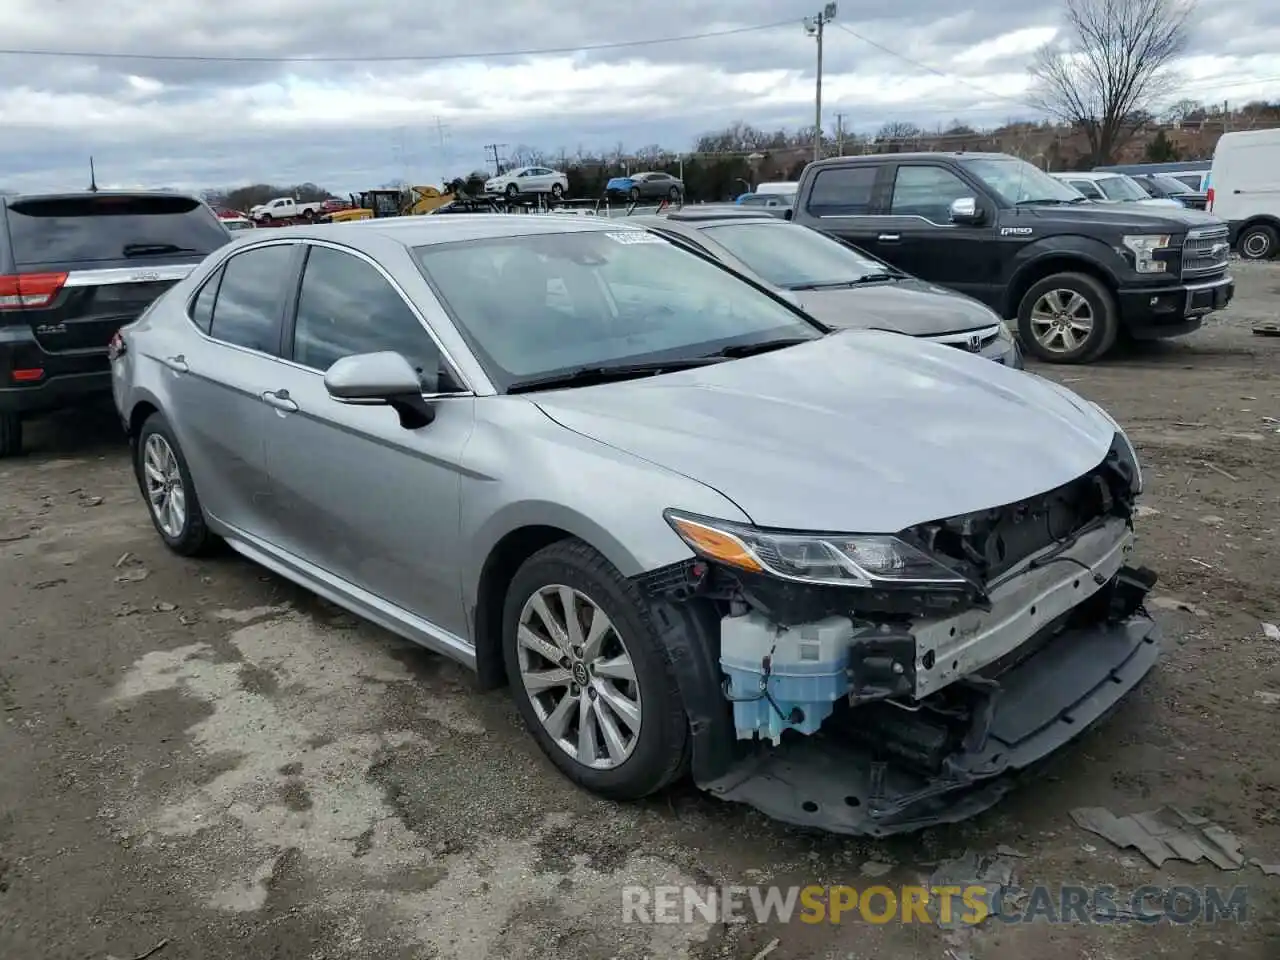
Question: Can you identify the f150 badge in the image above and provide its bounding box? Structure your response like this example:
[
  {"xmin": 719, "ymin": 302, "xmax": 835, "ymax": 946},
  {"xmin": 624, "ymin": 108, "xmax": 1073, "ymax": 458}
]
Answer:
[
  {"xmin": 130, "ymin": 271, "xmax": 162, "ymax": 281},
  {"xmin": 1000, "ymin": 227, "xmax": 1033, "ymax": 236}
]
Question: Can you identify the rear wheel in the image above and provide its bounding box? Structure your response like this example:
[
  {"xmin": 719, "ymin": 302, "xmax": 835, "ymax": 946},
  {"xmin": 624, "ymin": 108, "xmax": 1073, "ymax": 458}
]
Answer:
[
  {"xmin": 502, "ymin": 539, "xmax": 688, "ymax": 800},
  {"xmin": 301, "ymin": 208, "xmax": 315, "ymax": 221},
  {"xmin": 0, "ymin": 412, "xmax": 22, "ymax": 458},
  {"xmin": 1238, "ymin": 223, "xmax": 1277, "ymax": 261},
  {"xmin": 551, "ymin": 183, "xmax": 564, "ymax": 199},
  {"xmin": 668, "ymin": 186, "xmax": 681, "ymax": 201},
  {"xmin": 1016, "ymin": 272, "xmax": 1118, "ymax": 364},
  {"xmin": 135, "ymin": 413, "xmax": 213, "ymax": 556}
]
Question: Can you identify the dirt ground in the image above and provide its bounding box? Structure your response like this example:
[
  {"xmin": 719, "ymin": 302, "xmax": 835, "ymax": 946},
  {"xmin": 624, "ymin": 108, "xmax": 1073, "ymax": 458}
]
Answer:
[{"xmin": 1, "ymin": 261, "xmax": 1279, "ymax": 960}]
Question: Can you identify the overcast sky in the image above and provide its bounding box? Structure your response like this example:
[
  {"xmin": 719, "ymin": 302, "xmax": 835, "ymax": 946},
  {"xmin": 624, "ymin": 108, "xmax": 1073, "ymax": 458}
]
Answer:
[{"xmin": 1, "ymin": 0, "xmax": 1277, "ymax": 195}]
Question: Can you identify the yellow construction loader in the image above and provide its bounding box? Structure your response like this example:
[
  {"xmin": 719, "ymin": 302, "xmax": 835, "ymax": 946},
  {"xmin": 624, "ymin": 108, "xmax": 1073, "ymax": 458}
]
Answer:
[{"xmin": 322, "ymin": 186, "xmax": 453, "ymax": 223}]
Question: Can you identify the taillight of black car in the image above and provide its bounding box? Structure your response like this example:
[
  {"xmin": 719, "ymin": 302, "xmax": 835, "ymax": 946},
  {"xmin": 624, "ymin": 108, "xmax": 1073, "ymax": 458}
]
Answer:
[{"xmin": 0, "ymin": 272, "xmax": 68, "ymax": 313}]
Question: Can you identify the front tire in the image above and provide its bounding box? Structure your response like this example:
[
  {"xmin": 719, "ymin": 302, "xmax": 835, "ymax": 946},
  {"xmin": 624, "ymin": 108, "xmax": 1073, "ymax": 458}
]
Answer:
[
  {"xmin": 135, "ymin": 413, "xmax": 213, "ymax": 556},
  {"xmin": 505, "ymin": 183, "xmax": 519, "ymax": 200},
  {"xmin": 502, "ymin": 539, "xmax": 689, "ymax": 800},
  {"xmin": 628, "ymin": 187, "xmax": 641, "ymax": 203},
  {"xmin": 668, "ymin": 186, "xmax": 681, "ymax": 201},
  {"xmin": 0, "ymin": 411, "xmax": 22, "ymax": 458},
  {"xmin": 1238, "ymin": 223, "xmax": 1277, "ymax": 261},
  {"xmin": 1016, "ymin": 272, "xmax": 1118, "ymax": 364}
]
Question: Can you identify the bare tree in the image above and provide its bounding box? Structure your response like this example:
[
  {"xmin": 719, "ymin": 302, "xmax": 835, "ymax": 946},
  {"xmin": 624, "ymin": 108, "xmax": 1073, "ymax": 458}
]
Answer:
[
  {"xmin": 1029, "ymin": 0, "xmax": 1194, "ymax": 164},
  {"xmin": 875, "ymin": 121, "xmax": 922, "ymax": 142}
]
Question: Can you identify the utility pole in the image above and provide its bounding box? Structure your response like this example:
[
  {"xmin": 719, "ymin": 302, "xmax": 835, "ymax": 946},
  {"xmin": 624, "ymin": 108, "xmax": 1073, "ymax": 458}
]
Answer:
[
  {"xmin": 484, "ymin": 143, "xmax": 507, "ymax": 175},
  {"xmin": 835, "ymin": 112, "xmax": 846, "ymax": 156},
  {"xmin": 803, "ymin": 4, "xmax": 838, "ymax": 163}
]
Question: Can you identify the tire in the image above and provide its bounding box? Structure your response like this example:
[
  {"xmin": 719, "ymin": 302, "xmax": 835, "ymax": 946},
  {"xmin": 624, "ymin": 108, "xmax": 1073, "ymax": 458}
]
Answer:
[
  {"xmin": 668, "ymin": 186, "xmax": 681, "ymax": 201},
  {"xmin": 301, "ymin": 208, "xmax": 315, "ymax": 221},
  {"xmin": 505, "ymin": 183, "xmax": 519, "ymax": 200},
  {"xmin": 629, "ymin": 187, "xmax": 641, "ymax": 203},
  {"xmin": 259, "ymin": 213, "xmax": 273, "ymax": 222},
  {"xmin": 551, "ymin": 183, "xmax": 564, "ymax": 200},
  {"xmin": 1016, "ymin": 272, "xmax": 1118, "ymax": 364},
  {"xmin": 1238, "ymin": 223, "xmax": 1277, "ymax": 261},
  {"xmin": 0, "ymin": 411, "xmax": 21, "ymax": 458},
  {"xmin": 134, "ymin": 412, "xmax": 213, "ymax": 556},
  {"xmin": 502, "ymin": 539, "xmax": 689, "ymax": 800}
]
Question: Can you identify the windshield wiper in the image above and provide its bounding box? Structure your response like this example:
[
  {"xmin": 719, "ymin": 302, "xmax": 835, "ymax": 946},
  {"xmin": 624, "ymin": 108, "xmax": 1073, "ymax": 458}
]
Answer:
[
  {"xmin": 788, "ymin": 272, "xmax": 901, "ymax": 290},
  {"xmin": 506, "ymin": 357, "xmax": 725, "ymax": 394},
  {"xmin": 122, "ymin": 243, "xmax": 201, "ymax": 257},
  {"xmin": 708, "ymin": 337, "xmax": 815, "ymax": 359}
]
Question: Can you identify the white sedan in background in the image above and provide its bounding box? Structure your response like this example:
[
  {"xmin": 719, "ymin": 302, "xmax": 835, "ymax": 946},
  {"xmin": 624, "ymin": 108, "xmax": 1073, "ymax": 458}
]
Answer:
[
  {"xmin": 1050, "ymin": 171, "xmax": 1184, "ymax": 208},
  {"xmin": 484, "ymin": 166, "xmax": 570, "ymax": 200}
]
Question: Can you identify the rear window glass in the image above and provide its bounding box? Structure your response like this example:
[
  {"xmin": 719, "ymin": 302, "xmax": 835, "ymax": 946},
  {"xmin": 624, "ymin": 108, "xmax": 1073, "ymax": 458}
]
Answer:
[{"xmin": 6, "ymin": 194, "xmax": 231, "ymax": 266}]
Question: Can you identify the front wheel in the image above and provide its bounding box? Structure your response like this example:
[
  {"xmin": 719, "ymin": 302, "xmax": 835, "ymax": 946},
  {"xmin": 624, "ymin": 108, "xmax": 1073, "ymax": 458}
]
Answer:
[
  {"xmin": 1016, "ymin": 272, "xmax": 1118, "ymax": 364},
  {"xmin": 1238, "ymin": 223, "xmax": 1277, "ymax": 261},
  {"xmin": 668, "ymin": 186, "xmax": 681, "ymax": 201},
  {"xmin": 505, "ymin": 183, "xmax": 519, "ymax": 200},
  {"xmin": 258, "ymin": 213, "xmax": 272, "ymax": 222},
  {"xmin": 629, "ymin": 187, "xmax": 641, "ymax": 203},
  {"xmin": 135, "ymin": 413, "xmax": 213, "ymax": 556},
  {"xmin": 502, "ymin": 540, "xmax": 689, "ymax": 800}
]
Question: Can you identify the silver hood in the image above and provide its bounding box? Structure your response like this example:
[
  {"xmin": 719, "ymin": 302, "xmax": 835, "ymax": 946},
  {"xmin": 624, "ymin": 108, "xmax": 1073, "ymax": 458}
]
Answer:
[
  {"xmin": 533, "ymin": 331, "xmax": 1115, "ymax": 533},
  {"xmin": 792, "ymin": 278, "xmax": 1004, "ymax": 337}
]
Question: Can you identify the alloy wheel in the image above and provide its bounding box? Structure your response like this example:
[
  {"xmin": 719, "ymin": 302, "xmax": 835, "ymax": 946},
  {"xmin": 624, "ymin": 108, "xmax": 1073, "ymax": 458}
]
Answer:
[
  {"xmin": 142, "ymin": 433, "xmax": 187, "ymax": 538},
  {"xmin": 516, "ymin": 584, "xmax": 642, "ymax": 769},
  {"xmin": 1029, "ymin": 288, "xmax": 1095, "ymax": 354}
]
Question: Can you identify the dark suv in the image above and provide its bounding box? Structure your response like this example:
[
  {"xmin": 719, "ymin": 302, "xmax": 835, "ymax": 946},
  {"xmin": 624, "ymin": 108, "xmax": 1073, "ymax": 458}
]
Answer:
[
  {"xmin": 0, "ymin": 192, "xmax": 230, "ymax": 455},
  {"xmin": 790, "ymin": 152, "xmax": 1233, "ymax": 363}
]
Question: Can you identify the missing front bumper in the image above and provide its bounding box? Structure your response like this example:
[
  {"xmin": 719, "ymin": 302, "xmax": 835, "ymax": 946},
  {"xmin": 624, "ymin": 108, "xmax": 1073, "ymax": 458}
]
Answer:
[{"xmin": 697, "ymin": 609, "xmax": 1160, "ymax": 837}]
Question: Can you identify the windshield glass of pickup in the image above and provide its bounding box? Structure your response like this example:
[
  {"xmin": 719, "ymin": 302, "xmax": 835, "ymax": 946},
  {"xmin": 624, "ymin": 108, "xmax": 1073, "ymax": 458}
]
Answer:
[
  {"xmin": 414, "ymin": 229, "xmax": 821, "ymax": 390},
  {"xmin": 700, "ymin": 221, "xmax": 888, "ymax": 290},
  {"xmin": 1096, "ymin": 175, "xmax": 1151, "ymax": 201},
  {"xmin": 7, "ymin": 194, "xmax": 231, "ymax": 266},
  {"xmin": 958, "ymin": 157, "xmax": 1082, "ymax": 205}
]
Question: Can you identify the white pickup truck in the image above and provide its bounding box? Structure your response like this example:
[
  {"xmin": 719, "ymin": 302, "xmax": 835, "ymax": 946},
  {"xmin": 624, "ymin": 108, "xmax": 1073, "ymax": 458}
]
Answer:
[{"xmin": 249, "ymin": 197, "xmax": 325, "ymax": 222}]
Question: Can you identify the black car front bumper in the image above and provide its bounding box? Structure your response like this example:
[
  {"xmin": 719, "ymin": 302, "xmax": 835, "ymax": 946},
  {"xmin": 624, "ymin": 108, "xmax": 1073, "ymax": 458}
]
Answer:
[
  {"xmin": 691, "ymin": 579, "xmax": 1160, "ymax": 837},
  {"xmin": 1118, "ymin": 274, "xmax": 1234, "ymax": 340}
]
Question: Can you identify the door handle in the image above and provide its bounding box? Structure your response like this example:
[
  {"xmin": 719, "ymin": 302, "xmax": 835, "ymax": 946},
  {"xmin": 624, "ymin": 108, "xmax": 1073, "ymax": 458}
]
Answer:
[
  {"xmin": 162, "ymin": 355, "xmax": 189, "ymax": 373},
  {"xmin": 877, "ymin": 233, "xmax": 901, "ymax": 242},
  {"xmin": 261, "ymin": 389, "xmax": 298, "ymax": 413}
]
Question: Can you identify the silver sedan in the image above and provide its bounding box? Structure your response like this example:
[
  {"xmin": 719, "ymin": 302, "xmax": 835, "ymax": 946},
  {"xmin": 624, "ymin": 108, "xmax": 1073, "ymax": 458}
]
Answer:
[{"xmin": 110, "ymin": 215, "xmax": 1160, "ymax": 835}]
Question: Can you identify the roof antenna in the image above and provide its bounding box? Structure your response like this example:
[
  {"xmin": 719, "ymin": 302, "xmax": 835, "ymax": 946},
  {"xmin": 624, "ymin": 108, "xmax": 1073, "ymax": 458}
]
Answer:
[{"xmin": 88, "ymin": 156, "xmax": 99, "ymax": 193}]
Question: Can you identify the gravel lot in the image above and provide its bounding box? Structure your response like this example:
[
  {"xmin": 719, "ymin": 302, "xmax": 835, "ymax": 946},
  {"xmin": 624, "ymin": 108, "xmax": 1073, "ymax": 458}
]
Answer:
[{"xmin": 2, "ymin": 262, "xmax": 1279, "ymax": 960}]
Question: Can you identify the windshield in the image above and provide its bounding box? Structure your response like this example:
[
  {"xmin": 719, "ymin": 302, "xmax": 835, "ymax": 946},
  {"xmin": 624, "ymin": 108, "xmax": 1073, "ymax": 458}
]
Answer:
[
  {"xmin": 1152, "ymin": 174, "xmax": 1194, "ymax": 194},
  {"xmin": 1096, "ymin": 175, "xmax": 1150, "ymax": 201},
  {"xmin": 957, "ymin": 157, "xmax": 1082, "ymax": 205},
  {"xmin": 414, "ymin": 229, "xmax": 822, "ymax": 391},
  {"xmin": 698, "ymin": 221, "xmax": 889, "ymax": 289}
]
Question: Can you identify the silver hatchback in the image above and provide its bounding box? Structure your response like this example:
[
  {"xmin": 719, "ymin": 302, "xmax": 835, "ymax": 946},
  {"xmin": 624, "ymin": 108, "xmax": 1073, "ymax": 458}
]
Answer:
[{"xmin": 111, "ymin": 215, "xmax": 1160, "ymax": 835}]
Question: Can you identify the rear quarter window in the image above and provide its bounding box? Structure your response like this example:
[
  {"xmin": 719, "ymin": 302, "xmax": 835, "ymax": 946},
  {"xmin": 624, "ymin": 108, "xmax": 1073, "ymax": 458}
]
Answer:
[
  {"xmin": 805, "ymin": 166, "xmax": 877, "ymax": 216},
  {"xmin": 6, "ymin": 194, "xmax": 231, "ymax": 267}
]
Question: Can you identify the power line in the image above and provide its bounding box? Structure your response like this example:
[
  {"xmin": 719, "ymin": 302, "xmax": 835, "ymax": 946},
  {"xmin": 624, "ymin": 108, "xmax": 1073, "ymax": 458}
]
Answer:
[{"xmin": 0, "ymin": 20, "xmax": 796, "ymax": 64}]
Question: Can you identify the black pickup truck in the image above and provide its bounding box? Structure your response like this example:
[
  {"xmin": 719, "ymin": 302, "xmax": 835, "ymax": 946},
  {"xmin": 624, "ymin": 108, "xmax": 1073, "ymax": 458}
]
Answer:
[{"xmin": 789, "ymin": 152, "xmax": 1234, "ymax": 363}]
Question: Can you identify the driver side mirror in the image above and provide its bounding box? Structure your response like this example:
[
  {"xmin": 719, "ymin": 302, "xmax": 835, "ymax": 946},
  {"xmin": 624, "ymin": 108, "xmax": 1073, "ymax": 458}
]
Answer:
[
  {"xmin": 783, "ymin": 207, "xmax": 794, "ymax": 221},
  {"xmin": 324, "ymin": 351, "xmax": 436, "ymax": 429},
  {"xmin": 949, "ymin": 197, "xmax": 983, "ymax": 225}
]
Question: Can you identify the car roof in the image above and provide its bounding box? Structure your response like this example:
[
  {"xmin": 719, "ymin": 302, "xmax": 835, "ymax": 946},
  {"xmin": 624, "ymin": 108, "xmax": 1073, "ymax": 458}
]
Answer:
[
  {"xmin": 231, "ymin": 213, "xmax": 649, "ymax": 247},
  {"xmin": 1056, "ymin": 171, "xmax": 1122, "ymax": 181},
  {"xmin": 807, "ymin": 151, "xmax": 1009, "ymax": 167}
]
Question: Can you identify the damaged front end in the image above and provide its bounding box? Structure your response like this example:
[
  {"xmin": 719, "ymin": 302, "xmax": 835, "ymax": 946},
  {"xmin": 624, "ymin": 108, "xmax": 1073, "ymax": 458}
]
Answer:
[{"xmin": 637, "ymin": 431, "xmax": 1160, "ymax": 836}]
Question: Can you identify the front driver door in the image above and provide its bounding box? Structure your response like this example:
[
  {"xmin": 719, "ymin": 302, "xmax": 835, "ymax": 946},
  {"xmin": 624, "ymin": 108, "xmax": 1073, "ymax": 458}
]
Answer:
[
  {"xmin": 259, "ymin": 241, "xmax": 476, "ymax": 637},
  {"xmin": 879, "ymin": 162, "xmax": 999, "ymax": 305}
]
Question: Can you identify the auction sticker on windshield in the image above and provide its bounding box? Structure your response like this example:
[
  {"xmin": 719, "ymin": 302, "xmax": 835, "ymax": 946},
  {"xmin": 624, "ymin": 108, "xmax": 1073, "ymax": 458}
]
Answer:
[{"xmin": 605, "ymin": 232, "xmax": 668, "ymax": 244}]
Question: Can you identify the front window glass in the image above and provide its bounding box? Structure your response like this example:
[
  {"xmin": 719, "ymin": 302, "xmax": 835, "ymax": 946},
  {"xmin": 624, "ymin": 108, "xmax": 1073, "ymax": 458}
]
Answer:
[
  {"xmin": 1096, "ymin": 175, "xmax": 1150, "ymax": 201},
  {"xmin": 414, "ymin": 230, "xmax": 821, "ymax": 391},
  {"xmin": 700, "ymin": 222, "xmax": 888, "ymax": 290},
  {"xmin": 958, "ymin": 157, "xmax": 1082, "ymax": 205}
]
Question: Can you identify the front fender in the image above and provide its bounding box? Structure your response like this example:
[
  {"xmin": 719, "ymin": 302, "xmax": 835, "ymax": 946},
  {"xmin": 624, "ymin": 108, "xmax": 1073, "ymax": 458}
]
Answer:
[{"xmin": 1005, "ymin": 236, "xmax": 1128, "ymax": 315}]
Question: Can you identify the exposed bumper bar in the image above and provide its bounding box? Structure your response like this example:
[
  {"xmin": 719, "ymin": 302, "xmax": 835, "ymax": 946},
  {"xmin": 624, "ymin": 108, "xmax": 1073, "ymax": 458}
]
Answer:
[{"xmin": 698, "ymin": 606, "xmax": 1160, "ymax": 837}]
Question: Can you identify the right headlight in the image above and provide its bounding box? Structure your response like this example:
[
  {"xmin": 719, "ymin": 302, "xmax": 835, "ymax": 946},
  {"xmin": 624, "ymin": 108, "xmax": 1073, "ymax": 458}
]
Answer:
[
  {"xmin": 664, "ymin": 510, "xmax": 967, "ymax": 588},
  {"xmin": 1120, "ymin": 234, "xmax": 1171, "ymax": 274}
]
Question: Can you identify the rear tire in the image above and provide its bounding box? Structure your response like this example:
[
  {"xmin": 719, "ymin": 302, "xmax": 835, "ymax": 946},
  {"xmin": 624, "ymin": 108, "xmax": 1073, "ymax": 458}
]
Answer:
[
  {"xmin": 0, "ymin": 412, "xmax": 22, "ymax": 458},
  {"xmin": 135, "ymin": 412, "xmax": 213, "ymax": 556},
  {"xmin": 1238, "ymin": 223, "xmax": 1277, "ymax": 261},
  {"xmin": 301, "ymin": 208, "xmax": 315, "ymax": 221},
  {"xmin": 1016, "ymin": 272, "xmax": 1118, "ymax": 364},
  {"xmin": 502, "ymin": 539, "xmax": 689, "ymax": 800},
  {"xmin": 668, "ymin": 186, "xmax": 681, "ymax": 201},
  {"xmin": 551, "ymin": 183, "xmax": 564, "ymax": 200}
]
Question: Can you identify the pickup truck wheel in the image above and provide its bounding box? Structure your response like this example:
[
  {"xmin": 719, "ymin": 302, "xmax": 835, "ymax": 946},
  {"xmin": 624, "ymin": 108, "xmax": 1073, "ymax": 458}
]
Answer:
[
  {"xmin": 0, "ymin": 412, "xmax": 22, "ymax": 458},
  {"xmin": 258, "ymin": 213, "xmax": 273, "ymax": 222},
  {"xmin": 301, "ymin": 208, "xmax": 315, "ymax": 221},
  {"xmin": 502, "ymin": 539, "xmax": 689, "ymax": 800},
  {"xmin": 1238, "ymin": 224, "xmax": 1277, "ymax": 260},
  {"xmin": 1016, "ymin": 272, "xmax": 1118, "ymax": 364}
]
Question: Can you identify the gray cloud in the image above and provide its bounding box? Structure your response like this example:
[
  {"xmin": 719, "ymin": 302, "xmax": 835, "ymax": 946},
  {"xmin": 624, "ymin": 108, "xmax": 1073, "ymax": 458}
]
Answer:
[{"xmin": 0, "ymin": 0, "xmax": 1276, "ymax": 193}]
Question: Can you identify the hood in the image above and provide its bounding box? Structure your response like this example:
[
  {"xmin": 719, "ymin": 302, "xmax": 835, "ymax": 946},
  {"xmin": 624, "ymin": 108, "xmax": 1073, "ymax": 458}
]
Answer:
[
  {"xmin": 532, "ymin": 331, "xmax": 1115, "ymax": 533},
  {"xmin": 1019, "ymin": 203, "xmax": 1224, "ymax": 231},
  {"xmin": 792, "ymin": 278, "xmax": 1003, "ymax": 337}
]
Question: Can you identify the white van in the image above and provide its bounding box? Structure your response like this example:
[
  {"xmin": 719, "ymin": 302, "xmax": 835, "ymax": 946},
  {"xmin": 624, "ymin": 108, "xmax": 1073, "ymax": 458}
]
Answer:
[{"xmin": 1208, "ymin": 128, "xmax": 1280, "ymax": 259}]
